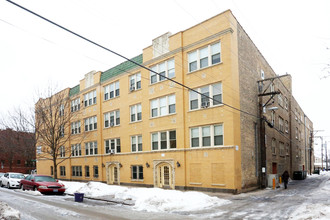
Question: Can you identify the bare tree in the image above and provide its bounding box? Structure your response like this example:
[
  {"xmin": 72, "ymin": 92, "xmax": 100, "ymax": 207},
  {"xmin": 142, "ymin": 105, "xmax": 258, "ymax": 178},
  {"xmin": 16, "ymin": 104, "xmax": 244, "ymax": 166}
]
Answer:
[
  {"xmin": 34, "ymin": 87, "xmax": 84, "ymax": 179},
  {"xmin": 1, "ymin": 85, "xmax": 85, "ymax": 178}
]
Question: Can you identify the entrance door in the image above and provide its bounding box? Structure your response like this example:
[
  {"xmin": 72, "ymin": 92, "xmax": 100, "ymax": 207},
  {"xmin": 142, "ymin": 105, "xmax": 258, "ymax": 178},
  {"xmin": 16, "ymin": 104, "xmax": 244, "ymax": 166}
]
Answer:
[
  {"xmin": 272, "ymin": 163, "xmax": 277, "ymax": 174},
  {"xmin": 108, "ymin": 165, "xmax": 119, "ymax": 185},
  {"xmin": 158, "ymin": 164, "xmax": 172, "ymax": 189}
]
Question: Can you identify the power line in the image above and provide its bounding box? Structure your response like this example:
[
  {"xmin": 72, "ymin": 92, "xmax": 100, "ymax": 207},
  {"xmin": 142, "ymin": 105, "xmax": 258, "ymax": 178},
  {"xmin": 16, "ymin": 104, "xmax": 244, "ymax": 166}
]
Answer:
[{"xmin": 6, "ymin": 0, "xmax": 259, "ymax": 120}]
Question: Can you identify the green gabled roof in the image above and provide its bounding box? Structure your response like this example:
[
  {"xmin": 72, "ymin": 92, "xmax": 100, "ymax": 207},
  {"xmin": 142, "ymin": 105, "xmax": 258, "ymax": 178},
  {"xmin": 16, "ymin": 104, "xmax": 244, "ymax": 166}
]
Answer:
[
  {"xmin": 69, "ymin": 84, "xmax": 80, "ymax": 97},
  {"xmin": 100, "ymin": 54, "xmax": 143, "ymax": 83}
]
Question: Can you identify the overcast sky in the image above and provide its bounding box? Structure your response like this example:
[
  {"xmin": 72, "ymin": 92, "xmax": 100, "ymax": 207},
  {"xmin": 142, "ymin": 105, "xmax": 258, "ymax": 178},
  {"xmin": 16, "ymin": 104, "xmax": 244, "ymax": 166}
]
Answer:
[{"xmin": 0, "ymin": 0, "xmax": 329, "ymax": 155}]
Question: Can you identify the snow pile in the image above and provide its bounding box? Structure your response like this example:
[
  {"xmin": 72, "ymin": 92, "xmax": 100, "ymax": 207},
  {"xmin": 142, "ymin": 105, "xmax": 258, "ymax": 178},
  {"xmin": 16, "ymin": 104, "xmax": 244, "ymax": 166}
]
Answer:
[
  {"xmin": 0, "ymin": 201, "xmax": 20, "ymax": 220},
  {"xmin": 61, "ymin": 181, "xmax": 231, "ymax": 213}
]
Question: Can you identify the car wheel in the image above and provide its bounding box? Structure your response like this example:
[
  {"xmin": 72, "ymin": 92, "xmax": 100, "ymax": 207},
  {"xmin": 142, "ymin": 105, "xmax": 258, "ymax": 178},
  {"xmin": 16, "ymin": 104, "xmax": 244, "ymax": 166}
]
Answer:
[
  {"xmin": 33, "ymin": 186, "xmax": 37, "ymax": 191},
  {"xmin": 7, "ymin": 183, "xmax": 10, "ymax": 189}
]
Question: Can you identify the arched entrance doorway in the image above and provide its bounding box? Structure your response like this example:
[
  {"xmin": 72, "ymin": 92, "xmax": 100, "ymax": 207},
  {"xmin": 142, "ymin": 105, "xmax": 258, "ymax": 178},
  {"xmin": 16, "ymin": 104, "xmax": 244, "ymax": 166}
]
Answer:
[
  {"xmin": 106, "ymin": 162, "xmax": 121, "ymax": 185},
  {"xmin": 154, "ymin": 160, "xmax": 175, "ymax": 189}
]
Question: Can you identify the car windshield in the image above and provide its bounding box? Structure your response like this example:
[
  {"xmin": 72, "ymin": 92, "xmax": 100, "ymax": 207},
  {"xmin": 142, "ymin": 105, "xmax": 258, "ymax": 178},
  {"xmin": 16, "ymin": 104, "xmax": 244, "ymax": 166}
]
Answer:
[
  {"xmin": 9, "ymin": 174, "xmax": 25, "ymax": 179},
  {"xmin": 34, "ymin": 176, "xmax": 56, "ymax": 182}
]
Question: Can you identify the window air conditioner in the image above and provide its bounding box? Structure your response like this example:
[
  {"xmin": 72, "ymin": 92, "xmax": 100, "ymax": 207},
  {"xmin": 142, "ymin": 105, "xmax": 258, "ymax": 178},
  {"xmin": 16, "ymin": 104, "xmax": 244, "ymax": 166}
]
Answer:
[
  {"xmin": 130, "ymin": 86, "xmax": 135, "ymax": 92},
  {"xmin": 110, "ymin": 149, "xmax": 115, "ymax": 154},
  {"xmin": 110, "ymin": 122, "xmax": 114, "ymax": 127},
  {"xmin": 201, "ymin": 101, "xmax": 210, "ymax": 108}
]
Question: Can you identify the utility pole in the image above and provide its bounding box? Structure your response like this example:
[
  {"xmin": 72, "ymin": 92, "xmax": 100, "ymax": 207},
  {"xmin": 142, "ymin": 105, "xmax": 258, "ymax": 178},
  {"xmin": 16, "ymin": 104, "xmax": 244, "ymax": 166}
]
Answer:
[{"xmin": 257, "ymin": 75, "xmax": 286, "ymax": 188}]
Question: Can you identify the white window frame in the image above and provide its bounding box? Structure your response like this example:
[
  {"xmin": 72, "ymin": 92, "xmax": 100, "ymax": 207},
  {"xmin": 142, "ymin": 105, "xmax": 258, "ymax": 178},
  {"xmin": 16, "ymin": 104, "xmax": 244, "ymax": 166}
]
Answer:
[
  {"xmin": 104, "ymin": 110, "xmax": 120, "ymax": 128},
  {"xmin": 131, "ymin": 165, "xmax": 143, "ymax": 180},
  {"xmin": 131, "ymin": 135, "xmax": 142, "ymax": 152},
  {"xmin": 85, "ymin": 141, "xmax": 98, "ymax": 156},
  {"xmin": 71, "ymin": 121, "xmax": 81, "ymax": 135},
  {"xmin": 71, "ymin": 98, "xmax": 80, "ymax": 112},
  {"xmin": 190, "ymin": 124, "xmax": 224, "ymax": 148},
  {"xmin": 105, "ymin": 138, "xmax": 121, "ymax": 154},
  {"xmin": 188, "ymin": 42, "xmax": 221, "ymax": 73},
  {"xmin": 129, "ymin": 73, "xmax": 141, "ymax": 92},
  {"xmin": 71, "ymin": 144, "xmax": 81, "ymax": 157},
  {"xmin": 59, "ymin": 104, "xmax": 64, "ymax": 116},
  {"xmin": 150, "ymin": 58, "xmax": 175, "ymax": 84},
  {"xmin": 189, "ymin": 83, "xmax": 222, "ymax": 110},
  {"xmin": 72, "ymin": 166, "xmax": 82, "ymax": 177},
  {"xmin": 59, "ymin": 146, "xmax": 65, "ymax": 158},
  {"xmin": 104, "ymin": 81, "xmax": 120, "ymax": 101},
  {"xmin": 150, "ymin": 94, "xmax": 176, "ymax": 118},
  {"xmin": 130, "ymin": 104, "xmax": 142, "ymax": 123},
  {"xmin": 151, "ymin": 130, "xmax": 176, "ymax": 150},
  {"xmin": 84, "ymin": 116, "xmax": 97, "ymax": 132},
  {"xmin": 84, "ymin": 90, "xmax": 96, "ymax": 107}
]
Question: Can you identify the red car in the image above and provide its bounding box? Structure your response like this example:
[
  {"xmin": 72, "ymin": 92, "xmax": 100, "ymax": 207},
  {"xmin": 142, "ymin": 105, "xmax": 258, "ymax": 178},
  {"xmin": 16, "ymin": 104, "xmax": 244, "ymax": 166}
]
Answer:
[{"xmin": 20, "ymin": 174, "xmax": 65, "ymax": 195}]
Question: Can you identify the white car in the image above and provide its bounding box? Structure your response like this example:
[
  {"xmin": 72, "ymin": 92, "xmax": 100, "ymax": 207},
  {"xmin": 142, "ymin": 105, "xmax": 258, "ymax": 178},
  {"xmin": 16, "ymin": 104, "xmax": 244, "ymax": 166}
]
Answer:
[{"xmin": 1, "ymin": 172, "xmax": 25, "ymax": 189}]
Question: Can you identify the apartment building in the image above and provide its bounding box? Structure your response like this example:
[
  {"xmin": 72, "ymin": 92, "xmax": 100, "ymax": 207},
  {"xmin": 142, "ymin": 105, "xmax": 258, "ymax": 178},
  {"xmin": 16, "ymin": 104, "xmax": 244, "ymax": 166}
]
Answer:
[{"xmin": 36, "ymin": 10, "xmax": 313, "ymax": 193}]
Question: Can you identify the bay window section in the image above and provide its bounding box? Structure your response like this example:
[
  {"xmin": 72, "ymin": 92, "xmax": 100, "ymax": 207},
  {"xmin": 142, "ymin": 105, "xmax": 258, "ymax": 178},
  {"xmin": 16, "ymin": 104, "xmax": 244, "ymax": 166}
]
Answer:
[
  {"xmin": 188, "ymin": 42, "xmax": 221, "ymax": 72},
  {"xmin": 105, "ymin": 138, "xmax": 121, "ymax": 154},
  {"xmin": 150, "ymin": 58, "xmax": 175, "ymax": 84},
  {"xmin": 104, "ymin": 81, "xmax": 120, "ymax": 101},
  {"xmin": 151, "ymin": 130, "xmax": 176, "ymax": 150},
  {"xmin": 84, "ymin": 90, "xmax": 96, "ymax": 107},
  {"xmin": 189, "ymin": 82, "xmax": 222, "ymax": 110},
  {"xmin": 190, "ymin": 124, "xmax": 223, "ymax": 147},
  {"xmin": 104, "ymin": 110, "xmax": 120, "ymax": 128},
  {"xmin": 150, "ymin": 94, "xmax": 176, "ymax": 118}
]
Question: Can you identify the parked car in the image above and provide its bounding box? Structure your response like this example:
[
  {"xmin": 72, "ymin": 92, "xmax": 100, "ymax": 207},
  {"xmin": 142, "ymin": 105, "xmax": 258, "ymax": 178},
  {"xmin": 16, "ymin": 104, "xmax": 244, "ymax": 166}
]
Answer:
[
  {"xmin": 20, "ymin": 174, "xmax": 65, "ymax": 195},
  {"xmin": 0, "ymin": 173, "xmax": 4, "ymax": 185},
  {"xmin": 1, "ymin": 172, "xmax": 25, "ymax": 189}
]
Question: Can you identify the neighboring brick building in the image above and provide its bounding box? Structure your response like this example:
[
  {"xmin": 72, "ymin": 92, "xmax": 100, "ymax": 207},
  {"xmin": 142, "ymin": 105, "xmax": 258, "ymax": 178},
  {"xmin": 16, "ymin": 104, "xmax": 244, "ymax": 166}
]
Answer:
[
  {"xmin": 0, "ymin": 129, "xmax": 36, "ymax": 174},
  {"xmin": 36, "ymin": 10, "xmax": 313, "ymax": 193}
]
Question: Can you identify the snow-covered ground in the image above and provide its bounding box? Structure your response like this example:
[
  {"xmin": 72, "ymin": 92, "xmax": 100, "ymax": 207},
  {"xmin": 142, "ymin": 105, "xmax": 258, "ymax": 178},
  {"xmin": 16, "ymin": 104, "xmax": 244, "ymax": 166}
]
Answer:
[
  {"xmin": 62, "ymin": 181, "xmax": 231, "ymax": 213},
  {"xmin": 1, "ymin": 171, "xmax": 330, "ymax": 219}
]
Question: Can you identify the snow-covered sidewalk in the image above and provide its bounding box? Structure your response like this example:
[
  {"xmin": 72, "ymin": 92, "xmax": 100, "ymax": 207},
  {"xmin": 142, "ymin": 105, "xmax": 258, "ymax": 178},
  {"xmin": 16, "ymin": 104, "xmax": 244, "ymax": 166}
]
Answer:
[{"xmin": 61, "ymin": 181, "xmax": 231, "ymax": 213}]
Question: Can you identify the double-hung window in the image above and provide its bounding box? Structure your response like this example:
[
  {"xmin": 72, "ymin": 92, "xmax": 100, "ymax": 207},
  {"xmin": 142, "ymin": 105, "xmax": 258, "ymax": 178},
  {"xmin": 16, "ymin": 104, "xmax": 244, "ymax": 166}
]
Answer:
[
  {"xmin": 150, "ymin": 59, "xmax": 175, "ymax": 84},
  {"xmin": 84, "ymin": 90, "xmax": 96, "ymax": 107},
  {"xmin": 93, "ymin": 165, "xmax": 99, "ymax": 178},
  {"xmin": 71, "ymin": 144, "xmax": 81, "ymax": 157},
  {"xmin": 85, "ymin": 116, "xmax": 97, "ymax": 132},
  {"xmin": 104, "ymin": 110, "xmax": 120, "ymax": 128},
  {"xmin": 130, "ymin": 104, "xmax": 142, "ymax": 122},
  {"xmin": 279, "ymin": 117, "xmax": 284, "ymax": 132},
  {"xmin": 129, "ymin": 73, "xmax": 141, "ymax": 91},
  {"xmin": 105, "ymin": 138, "xmax": 121, "ymax": 154},
  {"xmin": 60, "ymin": 166, "xmax": 66, "ymax": 176},
  {"xmin": 104, "ymin": 81, "xmax": 120, "ymax": 101},
  {"xmin": 59, "ymin": 104, "xmax": 64, "ymax": 116},
  {"xmin": 189, "ymin": 83, "xmax": 222, "ymax": 110},
  {"xmin": 72, "ymin": 166, "xmax": 82, "ymax": 177},
  {"xmin": 131, "ymin": 165, "xmax": 143, "ymax": 180},
  {"xmin": 188, "ymin": 42, "xmax": 221, "ymax": 72},
  {"xmin": 271, "ymin": 139, "xmax": 276, "ymax": 154},
  {"xmin": 71, "ymin": 98, "xmax": 80, "ymax": 112},
  {"xmin": 59, "ymin": 146, "xmax": 65, "ymax": 158},
  {"xmin": 190, "ymin": 124, "xmax": 223, "ymax": 147},
  {"xmin": 71, "ymin": 121, "xmax": 81, "ymax": 134},
  {"xmin": 151, "ymin": 130, "xmax": 176, "ymax": 150},
  {"xmin": 131, "ymin": 135, "xmax": 142, "ymax": 152},
  {"xmin": 85, "ymin": 141, "xmax": 98, "ymax": 155},
  {"xmin": 150, "ymin": 94, "xmax": 176, "ymax": 118}
]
